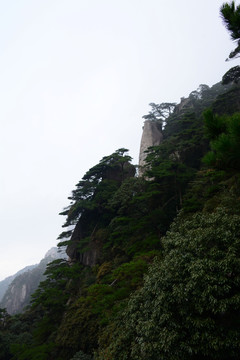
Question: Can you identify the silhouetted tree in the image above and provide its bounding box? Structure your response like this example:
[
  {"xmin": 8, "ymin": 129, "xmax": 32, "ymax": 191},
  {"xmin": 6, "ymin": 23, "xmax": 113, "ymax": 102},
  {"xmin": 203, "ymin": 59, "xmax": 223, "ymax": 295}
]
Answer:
[
  {"xmin": 220, "ymin": 1, "xmax": 240, "ymax": 60},
  {"xmin": 222, "ymin": 65, "xmax": 240, "ymax": 83},
  {"xmin": 142, "ymin": 102, "xmax": 176, "ymax": 128}
]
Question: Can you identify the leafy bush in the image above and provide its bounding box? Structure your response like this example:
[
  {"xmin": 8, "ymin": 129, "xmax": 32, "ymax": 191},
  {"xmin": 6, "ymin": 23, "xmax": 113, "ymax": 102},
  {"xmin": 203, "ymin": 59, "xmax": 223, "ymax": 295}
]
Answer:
[
  {"xmin": 97, "ymin": 208, "xmax": 240, "ymax": 359},
  {"xmin": 70, "ymin": 350, "xmax": 93, "ymax": 360},
  {"xmin": 203, "ymin": 110, "xmax": 240, "ymax": 169}
]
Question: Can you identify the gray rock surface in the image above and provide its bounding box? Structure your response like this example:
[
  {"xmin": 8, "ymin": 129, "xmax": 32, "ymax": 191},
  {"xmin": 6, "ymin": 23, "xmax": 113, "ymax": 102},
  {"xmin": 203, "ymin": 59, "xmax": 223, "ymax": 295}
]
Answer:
[
  {"xmin": 0, "ymin": 247, "xmax": 66, "ymax": 314},
  {"xmin": 139, "ymin": 120, "xmax": 163, "ymax": 175},
  {"xmin": 0, "ymin": 264, "xmax": 37, "ymax": 302}
]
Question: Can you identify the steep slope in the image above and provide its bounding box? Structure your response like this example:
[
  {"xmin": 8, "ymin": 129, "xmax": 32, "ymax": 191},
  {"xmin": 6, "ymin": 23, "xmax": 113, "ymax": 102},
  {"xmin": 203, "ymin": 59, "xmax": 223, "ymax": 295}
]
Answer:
[
  {"xmin": 0, "ymin": 247, "xmax": 66, "ymax": 314},
  {"xmin": 0, "ymin": 264, "xmax": 37, "ymax": 302},
  {"xmin": 95, "ymin": 84, "xmax": 240, "ymax": 360},
  {"xmin": 1, "ymin": 81, "xmax": 240, "ymax": 360}
]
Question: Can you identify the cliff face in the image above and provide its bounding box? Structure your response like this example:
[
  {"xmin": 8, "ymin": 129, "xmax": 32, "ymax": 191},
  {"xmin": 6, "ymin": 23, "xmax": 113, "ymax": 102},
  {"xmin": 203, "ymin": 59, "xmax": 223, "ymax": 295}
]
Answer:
[
  {"xmin": 3, "ymin": 82, "xmax": 240, "ymax": 360},
  {"xmin": 0, "ymin": 264, "xmax": 37, "ymax": 302},
  {"xmin": 0, "ymin": 247, "xmax": 66, "ymax": 314},
  {"xmin": 139, "ymin": 120, "xmax": 163, "ymax": 175},
  {"xmin": 1, "ymin": 270, "xmax": 43, "ymax": 315},
  {"xmin": 66, "ymin": 221, "xmax": 101, "ymax": 266}
]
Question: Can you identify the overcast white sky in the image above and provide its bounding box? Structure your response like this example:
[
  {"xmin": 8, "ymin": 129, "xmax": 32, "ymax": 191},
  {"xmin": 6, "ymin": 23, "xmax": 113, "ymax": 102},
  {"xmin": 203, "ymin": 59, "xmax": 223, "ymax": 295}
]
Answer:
[{"xmin": 0, "ymin": 0, "xmax": 237, "ymax": 280}]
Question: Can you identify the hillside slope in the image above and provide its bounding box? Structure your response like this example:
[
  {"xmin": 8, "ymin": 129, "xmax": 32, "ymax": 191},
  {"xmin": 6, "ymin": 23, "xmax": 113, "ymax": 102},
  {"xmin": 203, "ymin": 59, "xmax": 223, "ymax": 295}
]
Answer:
[
  {"xmin": 0, "ymin": 81, "xmax": 240, "ymax": 360},
  {"xmin": 0, "ymin": 247, "xmax": 66, "ymax": 314},
  {"xmin": 0, "ymin": 265, "xmax": 37, "ymax": 302}
]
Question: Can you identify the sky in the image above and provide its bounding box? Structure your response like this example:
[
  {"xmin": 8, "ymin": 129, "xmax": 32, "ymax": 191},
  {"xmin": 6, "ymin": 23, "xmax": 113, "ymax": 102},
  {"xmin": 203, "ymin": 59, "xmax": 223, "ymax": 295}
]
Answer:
[{"xmin": 0, "ymin": 0, "xmax": 238, "ymax": 280}]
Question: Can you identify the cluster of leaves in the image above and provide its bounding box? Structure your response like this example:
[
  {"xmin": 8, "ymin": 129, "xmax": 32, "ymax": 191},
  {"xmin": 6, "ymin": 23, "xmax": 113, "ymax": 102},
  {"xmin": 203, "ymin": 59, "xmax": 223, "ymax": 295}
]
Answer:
[
  {"xmin": 93, "ymin": 83, "xmax": 240, "ymax": 358},
  {"xmin": 142, "ymin": 102, "xmax": 176, "ymax": 128},
  {"xmin": 0, "ymin": 309, "xmax": 37, "ymax": 360},
  {"xmin": 220, "ymin": 1, "xmax": 240, "ymax": 60},
  {"xmin": 70, "ymin": 351, "xmax": 93, "ymax": 360},
  {"xmin": 97, "ymin": 206, "xmax": 240, "ymax": 360},
  {"xmin": 54, "ymin": 252, "xmax": 159, "ymax": 358},
  {"xmin": 94, "ymin": 84, "xmax": 240, "ymax": 359},
  {"xmin": 222, "ymin": 65, "xmax": 240, "ymax": 84},
  {"xmin": 5, "ymin": 260, "xmax": 84, "ymax": 360},
  {"xmin": 58, "ymin": 148, "xmax": 133, "ymax": 242},
  {"xmin": 203, "ymin": 109, "xmax": 240, "ymax": 170}
]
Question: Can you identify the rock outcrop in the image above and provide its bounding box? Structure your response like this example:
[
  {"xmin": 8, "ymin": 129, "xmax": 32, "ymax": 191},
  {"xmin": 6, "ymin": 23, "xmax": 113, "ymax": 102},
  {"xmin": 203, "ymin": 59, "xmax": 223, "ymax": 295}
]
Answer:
[
  {"xmin": 0, "ymin": 264, "xmax": 37, "ymax": 302},
  {"xmin": 0, "ymin": 247, "xmax": 66, "ymax": 314},
  {"xmin": 139, "ymin": 120, "xmax": 163, "ymax": 175}
]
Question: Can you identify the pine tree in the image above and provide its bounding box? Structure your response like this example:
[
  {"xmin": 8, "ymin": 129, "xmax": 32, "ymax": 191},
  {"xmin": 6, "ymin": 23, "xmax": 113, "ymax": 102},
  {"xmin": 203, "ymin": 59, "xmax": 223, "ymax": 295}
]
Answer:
[{"xmin": 220, "ymin": 1, "xmax": 240, "ymax": 60}]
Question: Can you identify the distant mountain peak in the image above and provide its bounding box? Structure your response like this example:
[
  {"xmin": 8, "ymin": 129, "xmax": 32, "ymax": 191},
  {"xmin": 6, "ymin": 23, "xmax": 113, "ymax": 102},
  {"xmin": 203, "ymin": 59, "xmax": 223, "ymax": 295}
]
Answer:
[
  {"xmin": 0, "ymin": 246, "xmax": 66, "ymax": 314},
  {"xmin": 44, "ymin": 247, "xmax": 61, "ymax": 259}
]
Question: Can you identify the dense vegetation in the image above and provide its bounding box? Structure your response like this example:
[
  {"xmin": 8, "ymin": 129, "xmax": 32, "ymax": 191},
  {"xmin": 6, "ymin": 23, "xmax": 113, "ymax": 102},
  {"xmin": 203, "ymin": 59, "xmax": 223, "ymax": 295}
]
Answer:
[{"xmin": 1, "ymin": 2, "xmax": 240, "ymax": 359}]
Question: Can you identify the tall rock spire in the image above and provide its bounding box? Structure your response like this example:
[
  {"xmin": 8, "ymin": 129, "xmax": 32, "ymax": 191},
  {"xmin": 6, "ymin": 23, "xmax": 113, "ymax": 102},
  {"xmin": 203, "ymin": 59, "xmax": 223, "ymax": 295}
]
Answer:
[{"xmin": 138, "ymin": 120, "xmax": 163, "ymax": 176}]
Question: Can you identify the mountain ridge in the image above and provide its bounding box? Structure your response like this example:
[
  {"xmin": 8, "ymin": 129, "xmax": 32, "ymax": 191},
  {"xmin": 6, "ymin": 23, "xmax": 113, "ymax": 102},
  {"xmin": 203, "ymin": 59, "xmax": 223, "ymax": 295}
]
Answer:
[
  {"xmin": 1, "ymin": 79, "xmax": 240, "ymax": 360},
  {"xmin": 0, "ymin": 247, "xmax": 66, "ymax": 314}
]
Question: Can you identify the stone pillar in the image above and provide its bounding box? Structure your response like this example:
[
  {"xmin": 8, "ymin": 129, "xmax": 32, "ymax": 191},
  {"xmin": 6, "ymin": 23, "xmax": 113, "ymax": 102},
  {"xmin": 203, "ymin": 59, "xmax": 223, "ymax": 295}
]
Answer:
[{"xmin": 139, "ymin": 120, "xmax": 163, "ymax": 176}]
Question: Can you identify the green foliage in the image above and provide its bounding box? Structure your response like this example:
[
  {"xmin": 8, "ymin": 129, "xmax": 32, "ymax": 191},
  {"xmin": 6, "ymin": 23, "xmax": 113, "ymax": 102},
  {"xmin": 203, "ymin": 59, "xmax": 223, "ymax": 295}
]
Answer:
[
  {"xmin": 220, "ymin": 1, "xmax": 240, "ymax": 60},
  {"xmin": 55, "ymin": 295, "xmax": 99, "ymax": 355},
  {"xmin": 70, "ymin": 351, "xmax": 93, "ymax": 360},
  {"xmin": 203, "ymin": 110, "xmax": 240, "ymax": 169},
  {"xmin": 58, "ymin": 148, "xmax": 134, "ymax": 241},
  {"xmin": 0, "ymin": 310, "xmax": 35, "ymax": 360},
  {"xmin": 55, "ymin": 252, "xmax": 157, "ymax": 359},
  {"xmin": 98, "ymin": 208, "xmax": 240, "ymax": 360},
  {"xmin": 144, "ymin": 143, "xmax": 196, "ymax": 215},
  {"xmin": 142, "ymin": 102, "xmax": 176, "ymax": 127},
  {"xmin": 10, "ymin": 343, "xmax": 55, "ymax": 360},
  {"xmin": 203, "ymin": 109, "xmax": 228, "ymax": 139},
  {"xmin": 6, "ymin": 72, "xmax": 240, "ymax": 360},
  {"xmin": 222, "ymin": 65, "xmax": 240, "ymax": 84},
  {"xmin": 212, "ymin": 84, "xmax": 240, "ymax": 115},
  {"xmin": 0, "ymin": 308, "xmax": 10, "ymax": 330},
  {"xmin": 182, "ymin": 168, "xmax": 240, "ymax": 215},
  {"xmin": 8, "ymin": 260, "xmax": 84, "ymax": 359}
]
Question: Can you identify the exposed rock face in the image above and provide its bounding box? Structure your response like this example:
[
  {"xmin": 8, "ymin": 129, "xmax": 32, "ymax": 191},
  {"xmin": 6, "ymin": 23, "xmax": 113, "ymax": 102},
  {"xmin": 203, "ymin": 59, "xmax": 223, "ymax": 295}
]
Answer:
[
  {"xmin": 1, "ymin": 265, "xmax": 46, "ymax": 314},
  {"xmin": 66, "ymin": 218, "xmax": 103, "ymax": 266},
  {"xmin": 78, "ymin": 241, "xmax": 101, "ymax": 266},
  {"xmin": 139, "ymin": 120, "xmax": 163, "ymax": 175},
  {"xmin": 0, "ymin": 264, "xmax": 37, "ymax": 302},
  {"xmin": 66, "ymin": 221, "xmax": 83, "ymax": 260},
  {"xmin": 0, "ymin": 247, "xmax": 66, "ymax": 314}
]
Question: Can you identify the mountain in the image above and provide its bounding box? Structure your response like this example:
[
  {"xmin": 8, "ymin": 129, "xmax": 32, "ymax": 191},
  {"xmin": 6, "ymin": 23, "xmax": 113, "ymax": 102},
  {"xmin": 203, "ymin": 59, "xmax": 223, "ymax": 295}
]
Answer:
[
  {"xmin": 0, "ymin": 264, "xmax": 37, "ymax": 302},
  {"xmin": 1, "ymin": 80, "xmax": 240, "ymax": 360},
  {"xmin": 0, "ymin": 247, "xmax": 66, "ymax": 315}
]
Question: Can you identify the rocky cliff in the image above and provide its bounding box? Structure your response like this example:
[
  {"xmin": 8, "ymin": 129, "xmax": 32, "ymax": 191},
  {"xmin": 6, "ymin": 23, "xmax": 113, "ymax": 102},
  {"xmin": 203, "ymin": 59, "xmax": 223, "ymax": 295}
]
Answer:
[
  {"xmin": 0, "ymin": 247, "xmax": 66, "ymax": 314},
  {"xmin": 0, "ymin": 264, "xmax": 37, "ymax": 302},
  {"xmin": 138, "ymin": 120, "xmax": 163, "ymax": 175}
]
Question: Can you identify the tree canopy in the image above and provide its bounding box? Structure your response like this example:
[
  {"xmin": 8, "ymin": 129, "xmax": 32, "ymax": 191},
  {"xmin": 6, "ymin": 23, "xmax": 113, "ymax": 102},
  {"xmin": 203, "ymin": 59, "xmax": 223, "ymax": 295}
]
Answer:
[
  {"xmin": 1, "ymin": 9, "xmax": 240, "ymax": 357},
  {"xmin": 142, "ymin": 102, "xmax": 176, "ymax": 128},
  {"xmin": 58, "ymin": 148, "xmax": 134, "ymax": 242},
  {"xmin": 97, "ymin": 208, "xmax": 240, "ymax": 360},
  {"xmin": 220, "ymin": 1, "xmax": 240, "ymax": 60},
  {"xmin": 222, "ymin": 65, "xmax": 240, "ymax": 84},
  {"xmin": 203, "ymin": 110, "xmax": 240, "ymax": 170}
]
